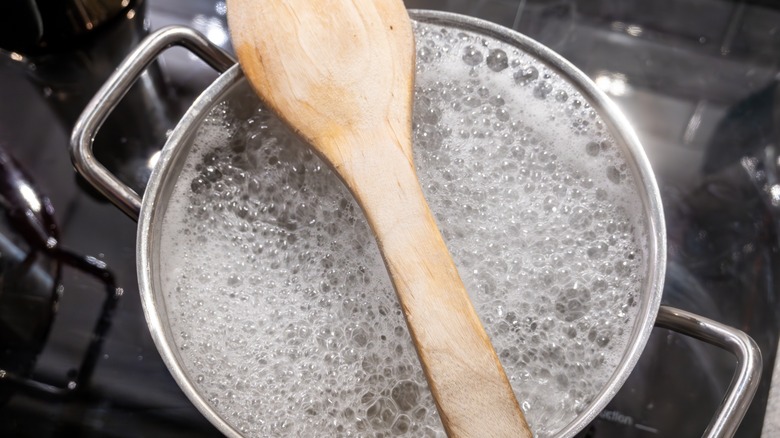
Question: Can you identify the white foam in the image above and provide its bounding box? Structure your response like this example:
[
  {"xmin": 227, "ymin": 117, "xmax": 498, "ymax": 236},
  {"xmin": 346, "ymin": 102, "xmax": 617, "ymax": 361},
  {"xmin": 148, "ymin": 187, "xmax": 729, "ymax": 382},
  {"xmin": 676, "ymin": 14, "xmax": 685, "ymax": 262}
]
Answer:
[{"xmin": 158, "ymin": 22, "xmax": 648, "ymax": 437}]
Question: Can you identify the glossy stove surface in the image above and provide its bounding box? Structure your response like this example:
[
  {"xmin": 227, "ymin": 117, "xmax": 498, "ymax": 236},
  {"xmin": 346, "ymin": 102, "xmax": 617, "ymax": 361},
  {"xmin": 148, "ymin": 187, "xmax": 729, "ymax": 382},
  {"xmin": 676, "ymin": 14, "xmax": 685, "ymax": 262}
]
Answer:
[{"xmin": 0, "ymin": 0, "xmax": 778, "ymax": 436}]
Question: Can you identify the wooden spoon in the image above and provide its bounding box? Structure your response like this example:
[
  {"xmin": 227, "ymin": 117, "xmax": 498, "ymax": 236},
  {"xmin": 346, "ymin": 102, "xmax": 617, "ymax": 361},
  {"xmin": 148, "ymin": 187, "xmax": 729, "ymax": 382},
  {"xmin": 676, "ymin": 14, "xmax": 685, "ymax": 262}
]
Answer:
[{"xmin": 227, "ymin": 1, "xmax": 532, "ymax": 436}]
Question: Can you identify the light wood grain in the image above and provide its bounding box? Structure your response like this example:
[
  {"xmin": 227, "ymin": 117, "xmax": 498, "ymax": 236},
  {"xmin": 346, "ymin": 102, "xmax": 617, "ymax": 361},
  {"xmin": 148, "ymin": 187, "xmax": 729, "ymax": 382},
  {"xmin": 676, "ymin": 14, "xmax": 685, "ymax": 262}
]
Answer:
[{"xmin": 227, "ymin": 1, "xmax": 532, "ymax": 436}]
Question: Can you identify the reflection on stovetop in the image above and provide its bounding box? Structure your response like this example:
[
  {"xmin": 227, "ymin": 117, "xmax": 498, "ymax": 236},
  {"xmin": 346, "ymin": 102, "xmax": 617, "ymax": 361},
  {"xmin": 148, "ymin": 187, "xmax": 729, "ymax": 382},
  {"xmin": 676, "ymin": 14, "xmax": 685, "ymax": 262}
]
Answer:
[{"xmin": 0, "ymin": 0, "xmax": 778, "ymax": 437}]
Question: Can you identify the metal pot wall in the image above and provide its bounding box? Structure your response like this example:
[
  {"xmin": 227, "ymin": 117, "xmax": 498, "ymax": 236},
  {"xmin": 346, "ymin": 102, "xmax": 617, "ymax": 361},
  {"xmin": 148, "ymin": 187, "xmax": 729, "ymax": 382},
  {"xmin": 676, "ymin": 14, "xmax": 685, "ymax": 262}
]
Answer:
[{"xmin": 70, "ymin": 11, "xmax": 761, "ymax": 438}]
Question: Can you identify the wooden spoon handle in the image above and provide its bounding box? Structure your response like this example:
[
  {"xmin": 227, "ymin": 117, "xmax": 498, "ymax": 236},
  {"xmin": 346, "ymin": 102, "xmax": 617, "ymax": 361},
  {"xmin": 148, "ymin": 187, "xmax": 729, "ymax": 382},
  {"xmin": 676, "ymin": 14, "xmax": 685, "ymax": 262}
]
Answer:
[
  {"xmin": 227, "ymin": 0, "xmax": 531, "ymax": 432},
  {"xmin": 336, "ymin": 129, "xmax": 533, "ymax": 438}
]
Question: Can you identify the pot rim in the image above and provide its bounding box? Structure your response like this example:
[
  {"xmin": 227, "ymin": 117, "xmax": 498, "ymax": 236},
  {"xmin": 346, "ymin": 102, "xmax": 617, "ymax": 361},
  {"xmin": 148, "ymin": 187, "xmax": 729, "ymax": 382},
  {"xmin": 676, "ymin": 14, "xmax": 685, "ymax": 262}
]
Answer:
[{"xmin": 137, "ymin": 10, "xmax": 666, "ymax": 438}]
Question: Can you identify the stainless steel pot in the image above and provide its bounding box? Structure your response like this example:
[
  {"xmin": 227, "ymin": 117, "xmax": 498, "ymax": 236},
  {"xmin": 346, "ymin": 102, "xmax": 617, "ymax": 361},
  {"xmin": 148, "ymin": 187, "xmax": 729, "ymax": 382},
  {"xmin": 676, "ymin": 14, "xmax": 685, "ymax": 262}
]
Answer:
[{"xmin": 70, "ymin": 11, "xmax": 761, "ymax": 438}]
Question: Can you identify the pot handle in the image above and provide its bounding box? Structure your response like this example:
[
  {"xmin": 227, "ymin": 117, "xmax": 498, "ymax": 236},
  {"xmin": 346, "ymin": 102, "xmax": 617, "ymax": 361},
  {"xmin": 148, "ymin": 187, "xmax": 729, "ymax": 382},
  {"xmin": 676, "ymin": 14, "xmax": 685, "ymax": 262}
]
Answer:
[
  {"xmin": 70, "ymin": 26, "xmax": 235, "ymax": 220},
  {"xmin": 655, "ymin": 305, "xmax": 762, "ymax": 438}
]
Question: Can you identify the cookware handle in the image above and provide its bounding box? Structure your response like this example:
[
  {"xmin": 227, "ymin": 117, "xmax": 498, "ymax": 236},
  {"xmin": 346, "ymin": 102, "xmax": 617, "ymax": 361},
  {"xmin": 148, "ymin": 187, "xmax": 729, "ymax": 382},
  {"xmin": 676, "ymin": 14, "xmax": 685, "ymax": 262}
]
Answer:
[
  {"xmin": 656, "ymin": 305, "xmax": 762, "ymax": 438},
  {"xmin": 70, "ymin": 26, "xmax": 235, "ymax": 220}
]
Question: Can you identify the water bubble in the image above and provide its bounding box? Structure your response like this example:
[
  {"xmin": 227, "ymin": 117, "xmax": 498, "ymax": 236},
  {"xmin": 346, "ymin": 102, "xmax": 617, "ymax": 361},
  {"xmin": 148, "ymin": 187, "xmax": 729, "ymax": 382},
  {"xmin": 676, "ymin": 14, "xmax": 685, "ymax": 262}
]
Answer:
[
  {"xmin": 391, "ymin": 380, "xmax": 420, "ymax": 411},
  {"xmin": 463, "ymin": 96, "xmax": 481, "ymax": 108},
  {"xmin": 514, "ymin": 66, "xmax": 538, "ymax": 85},
  {"xmin": 191, "ymin": 177, "xmax": 208, "ymax": 194},
  {"xmin": 422, "ymin": 107, "xmax": 442, "ymax": 124},
  {"xmin": 227, "ymin": 274, "xmax": 242, "ymax": 286},
  {"xmin": 569, "ymin": 208, "xmax": 593, "ymax": 229},
  {"xmin": 555, "ymin": 287, "xmax": 591, "ymax": 322},
  {"xmin": 203, "ymin": 165, "xmax": 222, "ymax": 182},
  {"xmin": 462, "ymin": 46, "xmax": 484, "ymax": 66},
  {"xmin": 486, "ymin": 48, "xmax": 509, "ymax": 71},
  {"xmin": 556, "ymin": 373, "xmax": 569, "ymax": 388},
  {"xmin": 392, "ymin": 415, "xmax": 412, "ymax": 434},
  {"xmin": 615, "ymin": 260, "xmax": 632, "ymax": 277},
  {"xmin": 586, "ymin": 141, "xmax": 600, "ymax": 156},
  {"xmin": 587, "ymin": 243, "xmax": 609, "ymax": 259},
  {"xmin": 489, "ymin": 94, "xmax": 505, "ymax": 107},
  {"xmin": 418, "ymin": 46, "xmax": 433, "ymax": 63},
  {"xmin": 534, "ymin": 81, "xmax": 553, "ymax": 99},
  {"xmin": 607, "ymin": 166, "xmax": 622, "ymax": 184}
]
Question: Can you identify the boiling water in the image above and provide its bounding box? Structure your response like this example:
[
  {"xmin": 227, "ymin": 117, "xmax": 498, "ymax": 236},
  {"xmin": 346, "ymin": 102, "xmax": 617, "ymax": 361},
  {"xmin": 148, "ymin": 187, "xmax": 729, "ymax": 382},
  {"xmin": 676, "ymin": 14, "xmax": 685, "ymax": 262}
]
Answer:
[{"xmin": 158, "ymin": 22, "xmax": 647, "ymax": 437}]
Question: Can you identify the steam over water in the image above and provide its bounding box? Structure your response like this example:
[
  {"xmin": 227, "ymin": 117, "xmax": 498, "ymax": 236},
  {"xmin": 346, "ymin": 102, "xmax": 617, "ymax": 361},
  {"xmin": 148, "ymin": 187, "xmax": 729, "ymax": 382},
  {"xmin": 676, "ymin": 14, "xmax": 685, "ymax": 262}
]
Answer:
[{"xmin": 158, "ymin": 21, "xmax": 648, "ymax": 437}]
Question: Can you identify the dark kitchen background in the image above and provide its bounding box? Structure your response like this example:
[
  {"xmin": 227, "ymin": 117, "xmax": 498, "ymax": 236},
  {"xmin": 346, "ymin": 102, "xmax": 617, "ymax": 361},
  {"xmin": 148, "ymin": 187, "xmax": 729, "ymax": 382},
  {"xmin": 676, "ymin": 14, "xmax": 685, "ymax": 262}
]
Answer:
[{"xmin": 0, "ymin": 0, "xmax": 778, "ymax": 436}]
